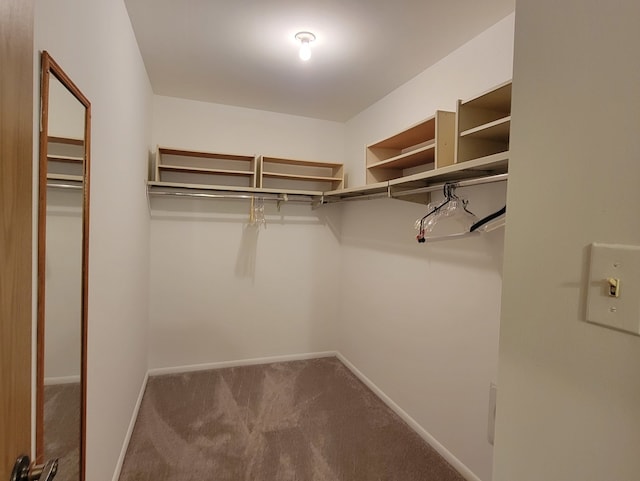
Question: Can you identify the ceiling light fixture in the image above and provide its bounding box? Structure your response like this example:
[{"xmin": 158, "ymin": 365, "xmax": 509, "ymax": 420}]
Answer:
[{"xmin": 295, "ymin": 31, "xmax": 316, "ymax": 61}]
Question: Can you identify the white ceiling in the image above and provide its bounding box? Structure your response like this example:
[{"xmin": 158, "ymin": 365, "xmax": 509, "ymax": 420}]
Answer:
[{"xmin": 124, "ymin": 0, "xmax": 515, "ymax": 122}]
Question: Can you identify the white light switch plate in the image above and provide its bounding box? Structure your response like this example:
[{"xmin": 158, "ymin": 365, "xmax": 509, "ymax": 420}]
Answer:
[{"xmin": 586, "ymin": 243, "xmax": 640, "ymax": 336}]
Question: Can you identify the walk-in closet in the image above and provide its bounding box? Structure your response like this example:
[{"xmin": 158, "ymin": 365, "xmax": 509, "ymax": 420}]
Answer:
[{"xmin": 2, "ymin": 1, "xmax": 638, "ymax": 481}]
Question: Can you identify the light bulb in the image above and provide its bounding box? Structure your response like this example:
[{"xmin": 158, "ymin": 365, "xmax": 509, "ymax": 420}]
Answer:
[
  {"xmin": 299, "ymin": 39, "xmax": 311, "ymax": 61},
  {"xmin": 295, "ymin": 32, "xmax": 315, "ymax": 62}
]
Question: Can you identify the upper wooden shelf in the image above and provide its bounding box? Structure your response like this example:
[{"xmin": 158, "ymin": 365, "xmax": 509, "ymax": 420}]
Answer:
[
  {"xmin": 261, "ymin": 156, "xmax": 340, "ymax": 169},
  {"xmin": 455, "ymin": 81, "xmax": 512, "ymax": 164},
  {"xmin": 155, "ymin": 146, "xmax": 258, "ymax": 189},
  {"xmin": 460, "ymin": 116, "xmax": 511, "ymax": 139},
  {"xmin": 158, "ymin": 147, "xmax": 254, "ymax": 162},
  {"xmin": 459, "ymin": 81, "xmax": 511, "ymax": 115},
  {"xmin": 158, "ymin": 164, "xmax": 253, "ymax": 177},
  {"xmin": 367, "ymin": 141, "xmax": 436, "ymax": 170},
  {"xmin": 259, "ymin": 155, "xmax": 344, "ymax": 192},
  {"xmin": 366, "ymin": 111, "xmax": 455, "ymax": 184},
  {"xmin": 151, "ymin": 148, "xmax": 344, "ymax": 196},
  {"xmin": 262, "ymin": 172, "xmax": 343, "ymax": 182}
]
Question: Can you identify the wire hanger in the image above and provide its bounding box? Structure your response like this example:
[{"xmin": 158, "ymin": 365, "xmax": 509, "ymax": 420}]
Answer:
[{"xmin": 470, "ymin": 205, "xmax": 506, "ymax": 233}]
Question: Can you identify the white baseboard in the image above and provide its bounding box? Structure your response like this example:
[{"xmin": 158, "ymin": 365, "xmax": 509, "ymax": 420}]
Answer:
[
  {"xmin": 111, "ymin": 371, "xmax": 149, "ymax": 481},
  {"xmin": 44, "ymin": 375, "xmax": 81, "ymax": 385},
  {"xmin": 147, "ymin": 351, "xmax": 338, "ymax": 376},
  {"xmin": 335, "ymin": 352, "xmax": 482, "ymax": 481}
]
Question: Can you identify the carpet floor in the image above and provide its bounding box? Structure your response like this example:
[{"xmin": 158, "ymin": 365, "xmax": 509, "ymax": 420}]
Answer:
[
  {"xmin": 44, "ymin": 383, "xmax": 80, "ymax": 481},
  {"xmin": 119, "ymin": 357, "xmax": 466, "ymax": 481}
]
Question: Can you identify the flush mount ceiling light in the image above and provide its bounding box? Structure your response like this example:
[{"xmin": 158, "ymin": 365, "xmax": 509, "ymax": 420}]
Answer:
[{"xmin": 295, "ymin": 31, "xmax": 316, "ymax": 61}]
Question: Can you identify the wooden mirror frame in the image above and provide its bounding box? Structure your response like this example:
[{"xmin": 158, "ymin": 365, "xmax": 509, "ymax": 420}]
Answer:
[{"xmin": 36, "ymin": 50, "xmax": 91, "ymax": 480}]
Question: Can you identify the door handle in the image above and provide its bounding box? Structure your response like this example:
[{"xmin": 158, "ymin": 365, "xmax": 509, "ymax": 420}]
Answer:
[{"xmin": 10, "ymin": 455, "xmax": 58, "ymax": 481}]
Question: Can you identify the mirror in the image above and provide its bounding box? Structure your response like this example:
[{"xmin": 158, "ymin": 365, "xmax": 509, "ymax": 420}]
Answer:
[{"xmin": 37, "ymin": 51, "xmax": 91, "ymax": 481}]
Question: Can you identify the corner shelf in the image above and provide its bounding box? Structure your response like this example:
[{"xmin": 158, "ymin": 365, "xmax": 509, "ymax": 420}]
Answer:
[
  {"xmin": 455, "ymin": 81, "xmax": 512, "ymax": 164},
  {"xmin": 323, "ymin": 153, "xmax": 508, "ymax": 205},
  {"xmin": 366, "ymin": 111, "xmax": 455, "ymax": 184}
]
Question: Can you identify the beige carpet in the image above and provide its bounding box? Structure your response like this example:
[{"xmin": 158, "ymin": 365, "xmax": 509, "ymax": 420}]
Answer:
[
  {"xmin": 119, "ymin": 357, "xmax": 466, "ymax": 481},
  {"xmin": 44, "ymin": 383, "xmax": 80, "ymax": 481}
]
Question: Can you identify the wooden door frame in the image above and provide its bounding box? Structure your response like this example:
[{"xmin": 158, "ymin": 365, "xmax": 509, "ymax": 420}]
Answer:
[{"xmin": 0, "ymin": 0, "xmax": 35, "ymax": 478}]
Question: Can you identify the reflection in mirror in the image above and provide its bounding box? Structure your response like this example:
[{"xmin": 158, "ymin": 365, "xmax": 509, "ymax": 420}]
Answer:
[{"xmin": 38, "ymin": 51, "xmax": 90, "ymax": 481}]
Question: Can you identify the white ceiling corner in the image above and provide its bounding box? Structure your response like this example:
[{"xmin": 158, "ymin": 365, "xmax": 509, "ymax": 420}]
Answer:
[{"xmin": 124, "ymin": 0, "xmax": 515, "ymax": 122}]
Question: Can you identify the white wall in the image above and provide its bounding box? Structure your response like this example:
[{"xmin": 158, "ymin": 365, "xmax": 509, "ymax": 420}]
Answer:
[
  {"xmin": 35, "ymin": 1, "xmax": 153, "ymax": 480},
  {"xmin": 149, "ymin": 98, "xmax": 345, "ymax": 369},
  {"xmin": 337, "ymin": 14, "xmax": 514, "ymax": 481},
  {"xmin": 44, "ymin": 190, "xmax": 83, "ymax": 381},
  {"xmin": 493, "ymin": 1, "xmax": 640, "ymax": 480},
  {"xmin": 153, "ymin": 96, "xmax": 345, "ymax": 164}
]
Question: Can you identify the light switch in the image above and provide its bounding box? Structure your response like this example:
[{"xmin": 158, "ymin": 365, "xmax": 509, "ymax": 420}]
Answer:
[{"xmin": 586, "ymin": 243, "xmax": 640, "ymax": 336}]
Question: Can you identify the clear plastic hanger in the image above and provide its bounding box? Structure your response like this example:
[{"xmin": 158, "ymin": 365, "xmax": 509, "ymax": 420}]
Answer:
[
  {"xmin": 415, "ymin": 183, "xmax": 477, "ymax": 243},
  {"xmin": 248, "ymin": 197, "xmax": 267, "ymax": 228}
]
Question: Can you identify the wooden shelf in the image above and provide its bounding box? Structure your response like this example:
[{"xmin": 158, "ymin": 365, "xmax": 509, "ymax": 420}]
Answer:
[
  {"xmin": 148, "ymin": 153, "xmax": 507, "ymax": 207},
  {"xmin": 47, "ymin": 136, "xmax": 83, "ymax": 146},
  {"xmin": 320, "ymin": 154, "xmax": 508, "ymax": 206},
  {"xmin": 366, "ymin": 111, "xmax": 455, "ymax": 184},
  {"xmin": 460, "ymin": 116, "xmax": 511, "ymax": 140},
  {"xmin": 260, "ymin": 156, "xmax": 340, "ymax": 169},
  {"xmin": 47, "ymin": 136, "xmax": 85, "ymax": 179},
  {"xmin": 155, "ymin": 146, "xmax": 258, "ymax": 189},
  {"xmin": 367, "ymin": 141, "xmax": 436, "ymax": 170},
  {"xmin": 158, "ymin": 164, "xmax": 253, "ymax": 177},
  {"xmin": 456, "ymin": 81, "xmax": 512, "ymax": 164},
  {"xmin": 260, "ymin": 156, "xmax": 344, "ymax": 193},
  {"xmin": 149, "ymin": 149, "xmax": 343, "ymax": 199},
  {"xmin": 390, "ymin": 151, "xmax": 508, "ymax": 188},
  {"xmin": 47, "ymin": 154, "xmax": 83, "ymax": 163},
  {"xmin": 47, "ymin": 173, "xmax": 83, "ymax": 182},
  {"xmin": 262, "ymin": 172, "xmax": 343, "ymax": 182},
  {"xmin": 148, "ymin": 181, "xmax": 259, "ymax": 193}
]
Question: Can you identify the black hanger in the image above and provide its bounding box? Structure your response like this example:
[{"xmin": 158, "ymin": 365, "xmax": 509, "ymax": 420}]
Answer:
[{"xmin": 470, "ymin": 205, "xmax": 506, "ymax": 232}]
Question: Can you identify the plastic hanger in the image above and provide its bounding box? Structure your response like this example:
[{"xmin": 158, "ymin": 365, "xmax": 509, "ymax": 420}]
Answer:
[{"xmin": 416, "ymin": 183, "xmax": 477, "ymax": 243}]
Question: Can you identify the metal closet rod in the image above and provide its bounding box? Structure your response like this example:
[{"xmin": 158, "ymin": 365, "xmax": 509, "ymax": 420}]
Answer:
[
  {"xmin": 148, "ymin": 189, "xmax": 317, "ymax": 204},
  {"xmin": 47, "ymin": 181, "xmax": 83, "ymax": 190},
  {"xmin": 391, "ymin": 173, "xmax": 508, "ymax": 198}
]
